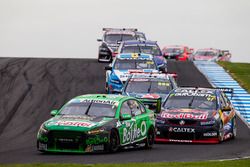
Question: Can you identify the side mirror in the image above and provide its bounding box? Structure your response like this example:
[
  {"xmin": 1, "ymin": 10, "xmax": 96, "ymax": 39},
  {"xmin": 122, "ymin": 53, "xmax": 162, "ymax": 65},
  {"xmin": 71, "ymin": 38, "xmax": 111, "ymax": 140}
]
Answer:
[
  {"xmin": 222, "ymin": 106, "xmax": 231, "ymax": 112},
  {"xmin": 50, "ymin": 110, "xmax": 59, "ymax": 116},
  {"xmin": 120, "ymin": 114, "xmax": 132, "ymax": 121},
  {"xmin": 104, "ymin": 66, "xmax": 112, "ymax": 70},
  {"xmin": 97, "ymin": 39, "xmax": 102, "ymax": 42}
]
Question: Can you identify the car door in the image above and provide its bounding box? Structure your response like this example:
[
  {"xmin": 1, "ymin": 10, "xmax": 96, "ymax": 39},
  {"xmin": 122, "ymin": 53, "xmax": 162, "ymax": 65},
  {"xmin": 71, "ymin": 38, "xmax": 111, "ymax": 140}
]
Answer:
[
  {"xmin": 129, "ymin": 100, "xmax": 148, "ymax": 143},
  {"xmin": 118, "ymin": 100, "xmax": 136, "ymax": 146}
]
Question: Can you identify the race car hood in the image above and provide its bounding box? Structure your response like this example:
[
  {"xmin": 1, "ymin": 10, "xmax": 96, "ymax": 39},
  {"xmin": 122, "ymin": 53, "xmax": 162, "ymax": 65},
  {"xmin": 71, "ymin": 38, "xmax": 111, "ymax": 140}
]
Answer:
[
  {"xmin": 159, "ymin": 108, "xmax": 215, "ymax": 120},
  {"xmin": 43, "ymin": 115, "xmax": 114, "ymax": 131},
  {"xmin": 114, "ymin": 69, "xmax": 159, "ymax": 82},
  {"xmin": 126, "ymin": 92, "xmax": 167, "ymax": 100},
  {"xmin": 194, "ymin": 55, "xmax": 217, "ymax": 61}
]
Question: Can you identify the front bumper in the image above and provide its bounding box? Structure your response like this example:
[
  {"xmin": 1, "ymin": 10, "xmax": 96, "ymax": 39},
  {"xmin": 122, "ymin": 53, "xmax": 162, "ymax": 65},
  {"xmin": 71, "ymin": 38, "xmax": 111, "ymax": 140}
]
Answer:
[
  {"xmin": 155, "ymin": 123, "xmax": 219, "ymax": 144},
  {"xmin": 37, "ymin": 130, "xmax": 109, "ymax": 153}
]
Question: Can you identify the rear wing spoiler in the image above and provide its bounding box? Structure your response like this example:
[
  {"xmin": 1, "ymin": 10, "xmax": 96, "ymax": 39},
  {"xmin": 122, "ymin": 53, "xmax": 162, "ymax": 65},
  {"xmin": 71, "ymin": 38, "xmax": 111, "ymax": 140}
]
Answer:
[
  {"xmin": 103, "ymin": 28, "xmax": 138, "ymax": 32},
  {"xmin": 216, "ymin": 87, "xmax": 234, "ymax": 99}
]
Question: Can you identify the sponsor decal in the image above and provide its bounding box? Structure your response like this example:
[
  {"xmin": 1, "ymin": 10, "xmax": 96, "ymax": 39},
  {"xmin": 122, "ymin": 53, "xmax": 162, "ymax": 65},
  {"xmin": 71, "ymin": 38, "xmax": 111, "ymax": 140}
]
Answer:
[
  {"xmin": 130, "ymin": 78, "xmax": 149, "ymax": 82},
  {"xmin": 174, "ymin": 89, "xmax": 214, "ymax": 97},
  {"xmin": 223, "ymin": 133, "xmax": 233, "ymax": 140},
  {"xmin": 116, "ymin": 121, "xmax": 122, "ymax": 128},
  {"xmin": 203, "ymin": 132, "xmax": 217, "ymax": 137},
  {"xmin": 80, "ymin": 99, "xmax": 117, "ymax": 105},
  {"xmin": 123, "ymin": 121, "xmax": 147, "ymax": 143},
  {"xmin": 56, "ymin": 121, "xmax": 94, "ymax": 127},
  {"xmin": 161, "ymin": 112, "xmax": 208, "ymax": 120},
  {"xmin": 58, "ymin": 138, "xmax": 75, "ymax": 142},
  {"xmin": 86, "ymin": 136, "xmax": 108, "ymax": 145},
  {"xmin": 200, "ymin": 120, "xmax": 216, "ymax": 126},
  {"xmin": 169, "ymin": 139, "xmax": 192, "ymax": 143},
  {"xmin": 39, "ymin": 136, "xmax": 48, "ymax": 142},
  {"xmin": 38, "ymin": 143, "xmax": 47, "ymax": 150},
  {"xmin": 93, "ymin": 145, "xmax": 105, "ymax": 151},
  {"xmin": 169, "ymin": 127, "xmax": 195, "ymax": 133},
  {"xmin": 165, "ymin": 109, "xmax": 207, "ymax": 114}
]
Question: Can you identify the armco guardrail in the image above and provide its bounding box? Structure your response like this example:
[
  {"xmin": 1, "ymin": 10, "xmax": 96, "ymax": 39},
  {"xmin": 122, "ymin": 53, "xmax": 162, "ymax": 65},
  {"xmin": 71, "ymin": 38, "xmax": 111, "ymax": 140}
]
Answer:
[{"xmin": 194, "ymin": 61, "xmax": 250, "ymax": 127}]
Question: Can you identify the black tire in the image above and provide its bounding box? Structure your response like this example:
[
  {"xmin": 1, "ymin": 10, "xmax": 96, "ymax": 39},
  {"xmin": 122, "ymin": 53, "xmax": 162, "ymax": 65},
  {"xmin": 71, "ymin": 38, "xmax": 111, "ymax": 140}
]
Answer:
[
  {"xmin": 108, "ymin": 130, "xmax": 120, "ymax": 153},
  {"xmin": 145, "ymin": 127, "xmax": 155, "ymax": 149}
]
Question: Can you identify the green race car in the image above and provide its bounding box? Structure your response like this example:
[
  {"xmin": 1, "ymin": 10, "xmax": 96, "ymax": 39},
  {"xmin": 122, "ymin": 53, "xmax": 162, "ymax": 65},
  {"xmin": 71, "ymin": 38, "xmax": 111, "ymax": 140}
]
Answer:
[{"xmin": 37, "ymin": 94, "xmax": 155, "ymax": 153}]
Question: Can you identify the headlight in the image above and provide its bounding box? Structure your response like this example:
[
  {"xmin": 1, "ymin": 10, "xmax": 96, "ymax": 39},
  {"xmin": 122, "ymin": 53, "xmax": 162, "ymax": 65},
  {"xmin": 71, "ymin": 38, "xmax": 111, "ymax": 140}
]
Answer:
[
  {"xmin": 39, "ymin": 124, "xmax": 48, "ymax": 134},
  {"xmin": 87, "ymin": 128, "xmax": 105, "ymax": 135},
  {"xmin": 200, "ymin": 120, "xmax": 216, "ymax": 126}
]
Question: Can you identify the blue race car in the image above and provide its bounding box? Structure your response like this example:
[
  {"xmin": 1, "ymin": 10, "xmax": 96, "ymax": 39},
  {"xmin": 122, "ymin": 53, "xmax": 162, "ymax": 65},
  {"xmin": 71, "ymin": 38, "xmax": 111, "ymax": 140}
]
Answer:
[
  {"xmin": 117, "ymin": 40, "xmax": 167, "ymax": 69},
  {"xmin": 104, "ymin": 53, "xmax": 165, "ymax": 94}
]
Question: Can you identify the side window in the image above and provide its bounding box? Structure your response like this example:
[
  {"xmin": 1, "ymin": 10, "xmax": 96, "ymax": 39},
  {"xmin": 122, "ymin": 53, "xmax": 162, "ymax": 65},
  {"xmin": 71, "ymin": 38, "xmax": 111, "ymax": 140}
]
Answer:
[
  {"xmin": 222, "ymin": 92, "xmax": 230, "ymax": 106},
  {"xmin": 219, "ymin": 94, "xmax": 226, "ymax": 108},
  {"xmin": 128, "ymin": 100, "xmax": 142, "ymax": 116},
  {"xmin": 139, "ymin": 102, "xmax": 146, "ymax": 114},
  {"xmin": 120, "ymin": 101, "xmax": 132, "ymax": 116}
]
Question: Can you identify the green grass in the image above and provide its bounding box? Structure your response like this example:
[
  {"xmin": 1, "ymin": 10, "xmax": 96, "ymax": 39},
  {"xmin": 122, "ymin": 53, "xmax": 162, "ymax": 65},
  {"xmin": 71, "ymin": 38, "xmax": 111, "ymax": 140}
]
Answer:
[
  {"xmin": 218, "ymin": 62, "xmax": 250, "ymax": 92},
  {"xmin": 1, "ymin": 159, "xmax": 250, "ymax": 167}
]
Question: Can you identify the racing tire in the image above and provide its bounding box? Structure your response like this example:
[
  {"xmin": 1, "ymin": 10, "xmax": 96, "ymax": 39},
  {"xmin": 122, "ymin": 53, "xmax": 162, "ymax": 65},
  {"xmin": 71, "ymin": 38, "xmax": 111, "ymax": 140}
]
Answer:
[
  {"xmin": 232, "ymin": 117, "xmax": 237, "ymax": 139},
  {"xmin": 108, "ymin": 130, "xmax": 120, "ymax": 153},
  {"xmin": 144, "ymin": 127, "xmax": 155, "ymax": 149},
  {"xmin": 105, "ymin": 82, "xmax": 108, "ymax": 93}
]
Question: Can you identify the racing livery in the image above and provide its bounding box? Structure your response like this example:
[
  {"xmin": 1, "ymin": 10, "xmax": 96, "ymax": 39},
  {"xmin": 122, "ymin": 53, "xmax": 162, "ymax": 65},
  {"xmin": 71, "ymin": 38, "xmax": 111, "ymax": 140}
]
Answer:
[
  {"xmin": 122, "ymin": 73, "xmax": 178, "ymax": 113},
  {"xmin": 105, "ymin": 53, "xmax": 164, "ymax": 94},
  {"xmin": 97, "ymin": 28, "xmax": 146, "ymax": 62},
  {"xmin": 193, "ymin": 48, "xmax": 231, "ymax": 61},
  {"xmin": 37, "ymin": 94, "xmax": 155, "ymax": 153},
  {"xmin": 155, "ymin": 87, "xmax": 236, "ymax": 143},
  {"xmin": 162, "ymin": 45, "xmax": 193, "ymax": 61},
  {"xmin": 117, "ymin": 40, "xmax": 167, "ymax": 68}
]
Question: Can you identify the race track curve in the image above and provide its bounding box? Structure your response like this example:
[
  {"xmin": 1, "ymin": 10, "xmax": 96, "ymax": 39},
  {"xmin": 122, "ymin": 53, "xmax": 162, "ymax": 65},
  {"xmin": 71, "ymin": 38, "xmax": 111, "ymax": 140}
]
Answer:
[{"xmin": 0, "ymin": 58, "xmax": 249, "ymax": 164}]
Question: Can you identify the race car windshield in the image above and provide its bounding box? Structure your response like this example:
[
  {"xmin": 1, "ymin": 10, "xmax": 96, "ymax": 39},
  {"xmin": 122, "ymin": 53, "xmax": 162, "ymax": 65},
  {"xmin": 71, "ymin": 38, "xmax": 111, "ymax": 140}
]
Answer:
[
  {"xmin": 104, "ymin": 34, "xmax": 135, "ymax": 43},
  {"xmin": 164, "ymin": 48, "xmax": 183, "ymax": 54},
  {"xmin": 164, "ymin": 95, "xmax": 217, "ymax": 110},
  {"xmin": 121, "ymin": 45, "xmax": 161, "ymax": 56},
  {"xmin": 114, "ymin": 59, "xmax": 156, "ymax": 70},
  {"xmin": 195, "ymin": 51, "xmax": 216, "ymax": 57},
  {"xmin": 59, "ymin": 102, "xmax": 116, "ymax": 117},
  {"xmin": 125, "ymin": 80, "xmax": 172, "ymax": 94}
]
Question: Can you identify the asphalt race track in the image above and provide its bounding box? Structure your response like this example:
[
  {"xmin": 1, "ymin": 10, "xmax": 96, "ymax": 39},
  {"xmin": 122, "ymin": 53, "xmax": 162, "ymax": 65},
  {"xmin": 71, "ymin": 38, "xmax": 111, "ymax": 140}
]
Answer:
[{"xmin": 0, "ymin": 58, "xmax": 249, "ymax": 164}]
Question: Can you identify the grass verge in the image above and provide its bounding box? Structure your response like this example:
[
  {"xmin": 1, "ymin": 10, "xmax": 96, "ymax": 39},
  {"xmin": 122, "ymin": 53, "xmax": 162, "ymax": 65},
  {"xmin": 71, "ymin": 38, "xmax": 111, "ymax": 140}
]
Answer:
[
  {"xmin": 1, "ymin": 159, "xmax": 250, "ymax": 167},
  {"xmin": 218, "ymin": 62, "xmax": 250, "ymax": 92}
]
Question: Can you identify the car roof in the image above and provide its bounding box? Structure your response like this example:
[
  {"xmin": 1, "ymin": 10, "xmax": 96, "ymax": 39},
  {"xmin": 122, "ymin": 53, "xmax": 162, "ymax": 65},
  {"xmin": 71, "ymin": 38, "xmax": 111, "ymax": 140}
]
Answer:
[
  {"xmin": 103, "ymin": 28, "xmax": 137, "ymax": 36},
  {"xmin": 163, "ymin": 45, "xmax": 187, "ymax": 49},
  {"xmin": 117, "ymin": 53, "xmax": 153, "ymax": 60},
  {"xmin": 196, "ymin": 48, "xmax": 220, "ymax": 52}
]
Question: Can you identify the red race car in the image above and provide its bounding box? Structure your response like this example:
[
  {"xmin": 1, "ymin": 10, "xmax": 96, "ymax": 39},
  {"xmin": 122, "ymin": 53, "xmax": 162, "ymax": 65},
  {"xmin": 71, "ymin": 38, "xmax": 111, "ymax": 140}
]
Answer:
[
  {"xmin": 162, "ymin": 45, "xmax": 193, "ymax": 61},
  {"xmin": 193, "ymin": 48, "xmax": 231, "ymax": 62}
]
